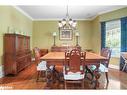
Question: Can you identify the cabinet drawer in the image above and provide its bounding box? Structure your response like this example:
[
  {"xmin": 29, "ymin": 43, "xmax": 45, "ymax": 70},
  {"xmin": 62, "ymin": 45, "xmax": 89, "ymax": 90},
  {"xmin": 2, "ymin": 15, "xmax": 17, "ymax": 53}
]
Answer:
[{"xmin": 17, "ymin": 58, "xmax": 27, "ymax": 71}]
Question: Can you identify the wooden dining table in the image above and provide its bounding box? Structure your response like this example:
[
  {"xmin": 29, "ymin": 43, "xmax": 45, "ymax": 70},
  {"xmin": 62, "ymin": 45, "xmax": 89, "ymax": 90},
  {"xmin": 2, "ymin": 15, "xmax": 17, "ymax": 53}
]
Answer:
[
  {"xmin": 40, "ymin": 51, "xmax": 107, "ymax": 65},
  {"xmin": 40, "ymin": 51, "xmax": 107, "ymax": 88}
]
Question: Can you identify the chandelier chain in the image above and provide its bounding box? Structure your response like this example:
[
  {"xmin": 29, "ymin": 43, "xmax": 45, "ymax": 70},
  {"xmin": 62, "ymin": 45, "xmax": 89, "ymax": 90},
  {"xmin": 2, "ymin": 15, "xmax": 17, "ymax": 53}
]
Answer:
[
  {"xmin": 58, "ymin": 3, "xmax": 77, "ymax": 30},
  {"xmin": 66, "ymin": 5, "xmax": 69, "ymax": 19}
]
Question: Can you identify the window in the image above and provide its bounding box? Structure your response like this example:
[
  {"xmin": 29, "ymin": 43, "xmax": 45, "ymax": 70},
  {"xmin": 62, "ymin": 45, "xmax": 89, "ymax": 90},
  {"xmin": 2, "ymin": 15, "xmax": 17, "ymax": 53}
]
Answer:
[{"xmin": 105, "ymin": 20, "xmax": 121, "ymax": 57}]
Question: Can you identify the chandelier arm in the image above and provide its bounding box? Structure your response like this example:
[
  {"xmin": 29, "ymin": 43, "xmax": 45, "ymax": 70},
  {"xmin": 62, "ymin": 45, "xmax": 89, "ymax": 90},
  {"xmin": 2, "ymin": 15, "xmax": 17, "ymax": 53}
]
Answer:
[{"xmin": 58, "ymin": 4, "xmax": 77, "ymax": 30}]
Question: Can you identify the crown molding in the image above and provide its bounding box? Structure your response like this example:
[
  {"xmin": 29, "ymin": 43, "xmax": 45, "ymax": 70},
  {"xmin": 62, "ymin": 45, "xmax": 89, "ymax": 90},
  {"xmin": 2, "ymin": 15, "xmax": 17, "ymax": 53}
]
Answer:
[
  {"xmin": 13, "ymin": 6, "xmax": 126, "ymax": 21},
  {"xmin": 13, "ymin": 6, "xmax": 33, "ymax": 21},
  {"xmin": 89, "ymin": 15, "xmax": 98, "ymax": 20},
  {"xmin": 98, "ymin": 6, "xmax": 126, "ymax": 15},
  {"xmin": 90, "ymin": 6, "xmax": 127, "ymax": 20},
  {"xmin": 33, "ymin": 18, "xmax": 92, "ymax": 21}
]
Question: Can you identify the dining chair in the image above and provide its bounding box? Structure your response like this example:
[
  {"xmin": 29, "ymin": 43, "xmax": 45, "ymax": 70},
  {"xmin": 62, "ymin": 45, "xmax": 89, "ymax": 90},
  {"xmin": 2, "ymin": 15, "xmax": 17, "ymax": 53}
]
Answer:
[
  {"xmin": 89, "ymin": 47, "xmax": 112, "ymax": 83},
  {"xmin": 121, "ymin": 52, "xmax": 127, "ymax": 71},
  {"xmin": 40, "ymin": 49, "xmax": 48, "ymax": 57},
  {"xmin": 63, "ymin": 49, "xmax": 86, "ymax": 89},
  {"xmin": 33, "ymin": 47, "xmax": 48, "ymax": 81}
]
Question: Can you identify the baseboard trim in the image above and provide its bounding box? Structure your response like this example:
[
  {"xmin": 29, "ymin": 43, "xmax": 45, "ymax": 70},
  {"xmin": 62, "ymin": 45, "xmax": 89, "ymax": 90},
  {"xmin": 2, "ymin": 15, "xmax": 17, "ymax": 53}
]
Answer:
[
  {"xmin": 0, "ymin": 65, "xmax": 4, "ymax": 78},
  {"xmin": 109, "ymin": 64, "xmax": 119, "ymax": 70}
]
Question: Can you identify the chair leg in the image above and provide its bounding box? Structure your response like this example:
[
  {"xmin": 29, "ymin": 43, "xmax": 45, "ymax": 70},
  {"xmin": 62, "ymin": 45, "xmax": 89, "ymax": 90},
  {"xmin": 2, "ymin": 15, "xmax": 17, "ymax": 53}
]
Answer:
[
  {"xmin": 64, "ymin": 80, "xmax": 67, "ymax": 89},
  {"xmin": 36, "ymin": 71, "xmax": 40, "ymax": 82},
  {"xmin": 94, "ymin": 72, "xmax": 101, "ymax": 89},
  {"xmin": 41, "ymin": 71, "xmax": 44, "ymax": 77},
  {"xmin": 82, "ymin": 80, "xmax": 84, "ymax": 89},
  {"xmin": 42, "ymin": 71, "xmax": 46, "ymax": 77},
  {"xmin": 122, "ymin": 64, "xmax": 127, "ymax": 71},
  {"xmin": 41, "ymin": 71, "xmax": 46, "ymax": 82},
  {"xmin": 105, "ymin": 72, "xmax": 109, "ymax": 83},
  {"xmin": 85, "ymin": 66, "xmax": 94, "ymax": 81}
]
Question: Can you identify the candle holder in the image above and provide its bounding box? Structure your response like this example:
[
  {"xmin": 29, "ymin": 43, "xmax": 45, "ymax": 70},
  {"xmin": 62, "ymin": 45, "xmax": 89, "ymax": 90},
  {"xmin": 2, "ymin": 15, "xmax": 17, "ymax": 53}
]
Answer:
[{"xmin": 75, "ymin": 32, "xmax": 79, "ymax": 46}]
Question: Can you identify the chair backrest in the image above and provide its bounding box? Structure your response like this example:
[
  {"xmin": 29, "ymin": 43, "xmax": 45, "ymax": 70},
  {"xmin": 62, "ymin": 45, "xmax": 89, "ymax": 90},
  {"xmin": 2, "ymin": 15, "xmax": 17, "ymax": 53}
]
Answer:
[
  {"xmin": 33, "ymin": 47, "xmax": 41, "ymax": 63},
  {"xmin": 101, "ymin": 47, "xmax": 112, "ymax": 67},
  {"xmin": 121, "ymin": 52, "xmax": 127, "ymax": 63},
  {"xmin": 40, "ymin": 49, "xmax": 48, "ymax": 56},
  {"xmin": 65, "ymin": 49, "xmax": 86, "ymax": 73}
]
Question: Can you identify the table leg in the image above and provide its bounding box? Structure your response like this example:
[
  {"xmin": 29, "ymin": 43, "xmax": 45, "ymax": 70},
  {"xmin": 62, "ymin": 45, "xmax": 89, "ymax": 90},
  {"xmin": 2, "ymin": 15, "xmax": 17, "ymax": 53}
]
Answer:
[{"xmin": 94, "ymin": 64, "xmax": 100, "ymax": 89}]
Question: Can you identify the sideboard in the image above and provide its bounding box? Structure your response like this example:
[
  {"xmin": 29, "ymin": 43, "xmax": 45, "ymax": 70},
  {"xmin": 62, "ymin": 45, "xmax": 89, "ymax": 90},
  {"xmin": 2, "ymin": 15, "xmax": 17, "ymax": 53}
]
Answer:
[{"xmin": 51, "ymin": 46, "xmax": 81, "ymax": 52}]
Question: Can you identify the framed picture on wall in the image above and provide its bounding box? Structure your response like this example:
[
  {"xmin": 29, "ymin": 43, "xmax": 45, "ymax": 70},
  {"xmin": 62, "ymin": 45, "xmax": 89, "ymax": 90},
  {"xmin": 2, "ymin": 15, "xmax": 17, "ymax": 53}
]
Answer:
[{"xmin": 59, "ymin": 29, "xmax": 73, "ymax": 40}]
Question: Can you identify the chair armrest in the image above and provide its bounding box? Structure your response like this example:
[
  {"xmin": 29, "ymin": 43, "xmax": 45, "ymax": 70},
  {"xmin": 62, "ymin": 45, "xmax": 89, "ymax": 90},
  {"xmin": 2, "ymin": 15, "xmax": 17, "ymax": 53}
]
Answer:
[
  {"xmin": 40, "ymin": 49, "xmax": 48, "ymax": 56},
  {"xmin": 63, "ymin": 65, "xmax": 69, "ymax": 74}
]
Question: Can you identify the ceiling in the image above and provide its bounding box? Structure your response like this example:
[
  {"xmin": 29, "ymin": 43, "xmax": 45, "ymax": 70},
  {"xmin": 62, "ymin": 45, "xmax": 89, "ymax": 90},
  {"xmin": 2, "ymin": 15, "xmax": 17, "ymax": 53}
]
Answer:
[{"xmin": 17, "ymin": 5, "xmax": 126, "ymax": 20}]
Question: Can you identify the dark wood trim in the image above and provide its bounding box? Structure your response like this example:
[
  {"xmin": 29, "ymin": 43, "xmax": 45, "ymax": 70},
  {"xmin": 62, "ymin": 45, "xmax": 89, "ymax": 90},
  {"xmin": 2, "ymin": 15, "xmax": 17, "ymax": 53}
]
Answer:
[{"xmin": 4, "ymin": 34, "xmax": 31, "ymax": 75}]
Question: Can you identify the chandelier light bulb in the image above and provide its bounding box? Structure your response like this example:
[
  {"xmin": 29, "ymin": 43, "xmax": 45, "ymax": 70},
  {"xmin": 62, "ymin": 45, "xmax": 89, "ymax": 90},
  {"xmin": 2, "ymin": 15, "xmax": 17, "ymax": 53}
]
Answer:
[
  {"xmin": 72, "ymin": 21, "xmax": 77, "ymax": 27},
  {"xmin": 62, "ymin": 19, "xmax": 66, "ymax": 25},
  {"xmin": 58, "ymin": 21, "xmax": 63, "ymax": 27},
  {"xmin": 69, "ymin": 19, "xmax": 73, "ymax": 25},
  {"xmin": 72, "ymin": 23, "xmax": 76, "ymax": 28}
]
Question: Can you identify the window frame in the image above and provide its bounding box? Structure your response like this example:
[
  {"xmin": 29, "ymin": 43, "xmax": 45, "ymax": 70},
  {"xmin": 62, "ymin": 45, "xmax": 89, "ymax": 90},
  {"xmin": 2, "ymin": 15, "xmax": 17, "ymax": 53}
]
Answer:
[{"xmin": 105, "ymin": 19, "xmax": 121, "ymax": 58}]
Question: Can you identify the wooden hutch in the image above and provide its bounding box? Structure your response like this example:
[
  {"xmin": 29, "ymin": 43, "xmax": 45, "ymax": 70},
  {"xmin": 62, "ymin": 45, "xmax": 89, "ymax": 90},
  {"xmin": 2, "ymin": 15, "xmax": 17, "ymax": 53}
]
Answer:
[{"xmin": 4, "ymin": 34, "xmax": 31, "ymax": 75}]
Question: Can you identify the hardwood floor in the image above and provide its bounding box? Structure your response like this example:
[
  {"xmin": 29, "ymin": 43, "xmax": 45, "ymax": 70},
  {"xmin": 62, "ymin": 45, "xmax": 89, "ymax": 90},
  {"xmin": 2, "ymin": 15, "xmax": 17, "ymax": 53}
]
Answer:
[{"xmin": 0, "ymin": 63, "xmax": 127, "ymax": 89}]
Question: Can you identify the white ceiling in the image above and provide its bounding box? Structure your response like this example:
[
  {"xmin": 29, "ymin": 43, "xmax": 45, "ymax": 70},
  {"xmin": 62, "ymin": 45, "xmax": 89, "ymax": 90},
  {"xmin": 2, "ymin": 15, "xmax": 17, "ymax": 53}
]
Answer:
[{"xmin": 17, "ymin": 5, "xmax": 126, "ymax": 20}]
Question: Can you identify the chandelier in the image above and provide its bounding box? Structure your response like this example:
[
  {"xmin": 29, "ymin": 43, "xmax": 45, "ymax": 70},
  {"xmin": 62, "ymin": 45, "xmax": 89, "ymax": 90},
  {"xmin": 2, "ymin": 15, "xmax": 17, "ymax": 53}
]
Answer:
[{"xmin": 58, "ymin": 5, "xmax": 77, "ymax": 30}]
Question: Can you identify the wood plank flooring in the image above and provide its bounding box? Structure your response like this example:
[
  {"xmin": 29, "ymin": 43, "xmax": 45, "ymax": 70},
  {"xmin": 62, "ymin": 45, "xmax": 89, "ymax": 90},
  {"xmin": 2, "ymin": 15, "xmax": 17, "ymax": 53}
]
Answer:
[{"xmin": 0, "ymin": 63, "xmax": 127, "ymax": 89}]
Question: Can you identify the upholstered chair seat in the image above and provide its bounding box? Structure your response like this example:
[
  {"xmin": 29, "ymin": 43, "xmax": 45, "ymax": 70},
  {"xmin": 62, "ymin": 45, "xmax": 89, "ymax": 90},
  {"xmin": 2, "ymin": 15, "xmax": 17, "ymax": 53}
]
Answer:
[
  {"xmin": 90, "ymin": 63, "xmax": 108, "ymax": 73},
  {"xmin": 37, "ymin": 61, "xmax": 47, "ymax": 71},
  {"xmin": 63, "ymin": 66, "xmax": 85, "ymax": 80}
]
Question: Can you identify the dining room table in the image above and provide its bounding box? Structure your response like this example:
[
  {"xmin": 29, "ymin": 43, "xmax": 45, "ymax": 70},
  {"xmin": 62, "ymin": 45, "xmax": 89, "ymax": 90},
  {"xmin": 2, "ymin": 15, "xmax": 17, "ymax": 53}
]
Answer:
[{"xmin": 40, "ymin": 51, "xmax": 107, "ymax": 88}]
